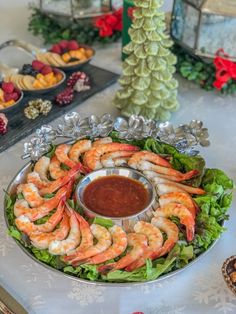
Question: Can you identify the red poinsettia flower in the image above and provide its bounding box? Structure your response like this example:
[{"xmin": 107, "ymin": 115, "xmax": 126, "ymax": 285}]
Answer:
[{"xmin": 94, "ymin": 8, "xmax": 123, "ymax": 38}]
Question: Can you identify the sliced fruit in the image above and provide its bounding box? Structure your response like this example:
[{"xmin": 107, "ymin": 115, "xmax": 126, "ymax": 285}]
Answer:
[
  {"xmin": 3, "ymin": 100, "xmax": 15, "ymax": 107},
  {"xmin": 55, "ymin": 73, "xmax": 63, "ymax": 82},
  {"xmin": 36, "ymin": 53, "xmax": 50, "ymax": 65},
  {"xmin": 35, "ymin": 74, "xmax": 48, "ymax": 87},
  {"xmin": 22, "ymin": 75, "xmax": 35, "ymax": 90},
  {"xmin": 62, "ymin": 52, "xmax": 71, "ymax": 63},
  {"xmin": 79, "ymin": 47, "xmax": 86, "ymax": 54},
  {"xmin": 0, "ymin": 89, "xmax": 4, "ymax": 102},
  {"xmin": 50, "ymin": 53, "xmax": 67, "ymax": 66},
  {"xmin": 33, "ymin": 79, "xmax": 45, "ymax": 89},
  {"xmin": 86, "ymin": 48, "xmax": 94, "ymax": 58}
]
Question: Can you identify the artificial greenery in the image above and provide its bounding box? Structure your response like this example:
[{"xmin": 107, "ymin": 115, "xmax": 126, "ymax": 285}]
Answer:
[
  {"xmin": 28, "ymin": 8, "xmax": 121, "ymax": 45},
  {"xmin": 173, "ymin": 44, "xmax": 236, "ymax": 95}
]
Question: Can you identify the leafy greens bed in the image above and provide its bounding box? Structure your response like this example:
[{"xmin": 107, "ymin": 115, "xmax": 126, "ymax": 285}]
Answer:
[{"xmin": 5, "ymin": 135, "xmax": 234, "ymax": 283}]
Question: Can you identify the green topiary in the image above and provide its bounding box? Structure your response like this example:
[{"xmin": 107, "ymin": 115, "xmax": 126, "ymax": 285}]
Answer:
[{"xmin": 114, "ymin": 0, "xmax": 179, "ymax": 121}]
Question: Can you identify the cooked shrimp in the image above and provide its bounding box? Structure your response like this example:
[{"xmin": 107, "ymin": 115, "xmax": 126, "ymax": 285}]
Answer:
[
  {"xmin": 151, "ymin": 217, "xmax": 179, "ymax": 258},
  {"xmin": 92, "ymin": 137, "xmax": 113, "ymax": 147},
  {"xmin": 49, "ymin": 156, "xmax": 67, "ymax": 179},
  {"xmin": 14, "ymin": 185, "xmax": 68, "ymax": 220},
  {"xmin": 55, "ymin": 144, "xmax": 76, "ymax": 169},
  {"xmin": 39, "ymin": 163, "xmax": 82, "ymax": 195},
  {"xmin": 30, "ymin": 212, "xmax": 70, "ymax": 249},
  {"xmin": 143, "ymin": 170, "xmax": 187, "ymax": 182},
  {"xmin": 150, "ymin": 178, "xmax": 205, "ymax": 195},
  {"xmin": 154, "ymin": 203, "xmax": 195, "ymax": 241},
  {"xmin": 15, "ymin": 198, "xmax": 66, "ymax": 235},
  {"xmin": 98, "ymin": 233, "xmax": 148, "ymax": 274},
  {"xmin": 27, "ymin": 172, "xmax": 48, "ymax": 189},
  {"xmin": 130, "ymin": 159, "xmax": 198, "ymax": 181},
  {"xmin": 17, "ymin": 183, "xmax": 44, "ymax": 207},
  {"xmin": 63, "ymin": 210, "xmax": 93, "ymax": 262},
  {"xmin": 68, "ymin": 139, "xmax": 92, "ymax": 162},
  {"xmin": 34, "ymin": 156, "xmax": 50, "ymax": 182},
  {"xmin": 83, "ymin": 143, "xmax": 140, "ymax": 170},
  {"xmin": 159, "ymin": 192, "xmax": 196, "ymax": 218},
  {"xmin": 69, "ymin": 224, "xmax": 112, "ymax": 265},
  {"xmin": 48, "ymin": 207, "xmax": 81, "ymax": 255},
  {"xmin": 101, "ymin": 151, "xmax": 137, "ymax": 168},
  {"xmin": 82, "ymin": 225, "xmax": 128, "ymax": 265},
  {"xmin": 128, "ymin": 151, "xmax": 172, "ymax": 169},
  {"xmin": 125, "ymin": 221, "xmax": 163, "ymax": 271},
  {"xmin": 154, "ymin": 183, "xmax": 186, "ymax": 195}
]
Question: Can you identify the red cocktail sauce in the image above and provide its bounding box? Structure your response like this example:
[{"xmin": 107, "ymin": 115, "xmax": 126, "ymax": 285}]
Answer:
[{"xmin": 83, "ymin": 175, "xmax": 149, "ymax": 218}]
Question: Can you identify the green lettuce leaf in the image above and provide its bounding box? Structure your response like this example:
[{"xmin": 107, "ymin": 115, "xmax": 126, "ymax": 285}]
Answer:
[
  {"xmin": 45, "ymin": 144, "xmax": 56, "ymax": 159},
  {"xmin": 102, "ymin": 257, "xmax": 176, "ymax": 282},
  {"xmin": 8, "ymin": 226, "xmax": 22, "ymax": 241},
  {"xmin": 202, "ymin": 168, "xmax": 234, "ymax": 197}
]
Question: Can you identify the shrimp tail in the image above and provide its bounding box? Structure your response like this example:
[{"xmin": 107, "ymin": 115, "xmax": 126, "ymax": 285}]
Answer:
[
  {"xmin": 186, "ymin": 227, "xmax": 195, "ymax": 242},
  {"xmin": 182, "ymin": 169, "xmax": 199, "ymax": 181},
  {"xmin": 97, "ymin": 263, "xmax": 116, "ymax": 274}
]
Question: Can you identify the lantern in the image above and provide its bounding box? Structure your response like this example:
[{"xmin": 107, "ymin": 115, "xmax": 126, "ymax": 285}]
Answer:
[
  {"xmin": 171, "ymin": 0, "xmax": 236, "ymax": 61},
  {"xmin": 39, "ymin": 0, "xmax": 122, "ymax": 19}
]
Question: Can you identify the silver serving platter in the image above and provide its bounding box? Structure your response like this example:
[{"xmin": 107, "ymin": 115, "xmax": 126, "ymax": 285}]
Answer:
[{"xmin": 4, "ymin": 159, "xmax": 221, "ymax": 287}]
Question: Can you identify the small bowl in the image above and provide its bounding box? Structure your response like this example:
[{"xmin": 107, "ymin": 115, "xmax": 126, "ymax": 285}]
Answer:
[
  {"xmin": 75, "ymin": 167, "xmax": 155, "ymax": 223},
  {"xmin": 0, "ymin": 90, "xmax": 24, "ymax": 113},
  {"xmin": 42, "ymin": 44, "xmax": 95, "ymax": 72},
  {"xmin": 23, "ymin": 69, "xmax": 66, "ymax": 95}
]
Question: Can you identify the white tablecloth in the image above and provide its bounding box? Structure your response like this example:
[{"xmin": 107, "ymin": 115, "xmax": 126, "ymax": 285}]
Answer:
[{"xmin": 1, "ymin": 2, "xmax": 236, "ymax": 314}]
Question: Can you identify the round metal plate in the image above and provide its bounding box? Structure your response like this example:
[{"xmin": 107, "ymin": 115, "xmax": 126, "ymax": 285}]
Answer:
[{"xmin": 4, "ymin": 161, "xmax": 221, "ymax": 287}]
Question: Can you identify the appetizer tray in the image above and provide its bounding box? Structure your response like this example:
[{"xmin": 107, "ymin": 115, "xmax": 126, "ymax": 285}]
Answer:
[
  {"xmin": 0, "ymin": 64, "xmax": 119, "ymax": 153},
  {"xmin": 4, "ymin": 114, "xmax": 233, "ymax": 286}
]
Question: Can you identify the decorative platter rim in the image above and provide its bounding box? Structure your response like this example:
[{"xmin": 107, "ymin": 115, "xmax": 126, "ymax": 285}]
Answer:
[{"xmin": 4, "ymin": 161, "xmax": 222, "ymax": 287}]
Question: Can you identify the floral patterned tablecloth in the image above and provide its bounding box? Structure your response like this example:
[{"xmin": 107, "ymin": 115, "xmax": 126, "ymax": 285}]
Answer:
[{"xmin": 1, "ymin": 1, "xmax": 236, "ymax": 314}]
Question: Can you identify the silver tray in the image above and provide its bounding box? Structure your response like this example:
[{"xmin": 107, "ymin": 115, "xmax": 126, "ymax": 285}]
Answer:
[
  {"xmin": 4, "ymin": 161, "xmax": 221, "ymax": 287},
  {"xmin": 4, "ymin": 113, "xmax": 217, "ymax": 286}
]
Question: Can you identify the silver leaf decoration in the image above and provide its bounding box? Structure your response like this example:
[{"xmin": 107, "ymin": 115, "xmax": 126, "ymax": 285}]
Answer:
[
  {"xmin": 23, "ymin": 136, "xmax": 50, "ymax": 161},
  {"xmin": 22, "ymin": 113, "xmax": 210, "ymax": 160},
  {"xmin": 36, "ymin": 125, "xmax": 57, "ymax": 143},
  {"xmin": 57, "ymin": 112, "xmax": 84, "ymax": 138}
]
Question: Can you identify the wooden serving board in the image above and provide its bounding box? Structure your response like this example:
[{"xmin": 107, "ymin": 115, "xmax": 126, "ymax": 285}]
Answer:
[{"xmin": 0, "ymin": 64, "xmax": 119, "ymax": 153}]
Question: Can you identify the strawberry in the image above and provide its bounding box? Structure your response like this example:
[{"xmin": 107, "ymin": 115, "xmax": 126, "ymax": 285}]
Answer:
[
  {"xmin": 2, "ymin": 82, "xmax": 14, "ymax": 94},
  {"xmin": 58, "ymin": 40, "xmax": 69, "ymax": 50},
  {"xmin": 32, "ymin": 60, "xmax": 45, "ymax": 71},
  {"xmin": 41, "ymin": 65, "xmax": 53, "ymax": 75},
  {"xmin": 50, "ymin": 44, "xmax": 62, "ymax": 55},
  {"xmin": 67, "ymin": 40, "xmax": 79, "ymax": 51},
  {"xmin": 4, "ymin": 92, "xmax": 19, "ymax": 102}
]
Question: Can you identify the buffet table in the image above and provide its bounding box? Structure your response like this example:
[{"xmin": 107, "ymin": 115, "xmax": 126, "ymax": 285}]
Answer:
[{"xmin": 1, "ymin": 2, "xmax": 236, "ymax": 314}]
